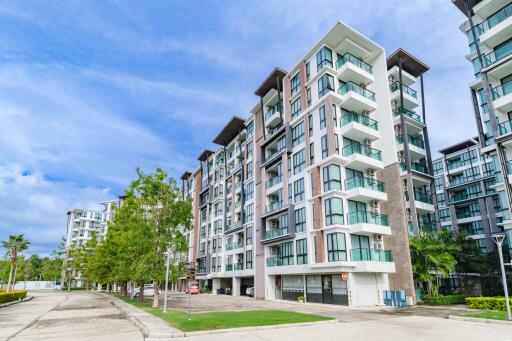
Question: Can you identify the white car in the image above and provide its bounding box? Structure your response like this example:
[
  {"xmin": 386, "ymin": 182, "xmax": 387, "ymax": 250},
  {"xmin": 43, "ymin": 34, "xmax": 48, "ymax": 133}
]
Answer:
[{"xmin": 133, "ymin": 284, "xmax": 155, "ymax": 297}]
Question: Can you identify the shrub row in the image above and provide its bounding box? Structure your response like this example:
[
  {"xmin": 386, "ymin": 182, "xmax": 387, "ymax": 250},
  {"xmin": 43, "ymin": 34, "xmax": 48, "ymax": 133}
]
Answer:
[
  {"xmin": 0, "ymin": 290, "xmax": 27, "ymax": 304},
  {"xmin": 422, "ymin": 295, "xmax": 467, "ymax": 305},
  {"xmin": 466, "ymin": 297, "xmax": 506, "ymax": 310}
]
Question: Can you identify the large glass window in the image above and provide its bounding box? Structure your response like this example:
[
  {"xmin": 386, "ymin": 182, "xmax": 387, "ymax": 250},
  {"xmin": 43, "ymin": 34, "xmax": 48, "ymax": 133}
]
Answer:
[
  {"xmin": 293, "ymin": 149, "xmax": 306, "ymax": 174},
  {"xmin": 292, "ymin": 121, "xmax": 305, "ymax": 147},
  {"xmin": 308, "ymin": 114, "xmax": 313, "ymax": 136},
  {"xmin": 246, "ymin": 250, "xmax": 253, "ymax": 269},
  {"xmin": 292, "ymin": 98, "xmax": 301, "ymax": 118},
  {"xmin": 309, "ymin": 143, "xmax": 315, "ymax": 165},
  {"xmin": 246, "ymin": 226, "xmax": 253, "ymax": 244},
  {"xmin": 318, "ymin": 74, "xmax": 334, "ymax": 97},
  {"xmin": 294, "ymin": 178, "xmax": 305, "ymax": 203},
  {"xmin": 327, "ymin": 232, "xmax": 346, "ymax": 261},
  {"xmin": 321, "ymin": 135, "xmax": 328, "ymax": 159},
  {"xmin": 316, "ymin": 46, "xmax": 333, "ymax": 71},
  {"xmin": 291, "ymin": 73, "xmax": 300, "ymax": 95},
  {"xmin": 296, "ymin": 239, "xmax": 308, "ymax": 265},
  {"xmin": 324, "ymin": 197, "xmax": 344, "ymax": 225},
  {"xmin": 279, "ymin": 242, "xmax": 294, "ymax": 265},
  {"xmin": 295, "ymin": 208, "xmax": 306, "ymax": 232},
  {"xmin": 319, "ymin": 105, "xmax": 326, "ymax": 128},
  {"xmin": 323, "ymin": 164, "xmax": 342, "ymax": 191}
]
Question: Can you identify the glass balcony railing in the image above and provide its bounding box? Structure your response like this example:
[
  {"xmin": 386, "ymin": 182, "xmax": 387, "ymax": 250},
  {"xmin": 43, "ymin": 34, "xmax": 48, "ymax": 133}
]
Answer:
[
  {"xmin": 225, "ymin": 264, "xmax": 233, "ymax": 271},
  {"xmin": 507, "ymin": 160, "xmax": 512, "ymax": 174},
  {"xmin": 389, "ymin": 81, "xmax": 417, "ymax": 98},
  {"xmin": 342, "ymin": 142, "xmax": 382, "ymax": 160},
  {"xmin": 338, "ymin": 82, "xmax": 376, "ymax": 101},
  {"xmin": 477, "ymin": 3, "xmax": 512, "ymax": 33},
  {"xmin": 264, "ymin": 103, "xmax": 283, "ymax": 121},
  {"xmin": 392, "ymin": 107, "xmax": 423, "ymax": 123},
  {"xmin": 335, "ymin": 52, "xmax": 373, "ymax": 74},
  {"xmin": 266, "ymin": 257, "xmax": 294, "ymax": 267},
  {"xmin": 405, "ymin": 191, "xmax": 433, "ymax": 204},
  {"xmin": 234, "ymin": 263, "xmax": 244, "ymax": 270},
  {"xmin": 340, "ymin": 111, "xmax": 378, "ymax": 130},
  {"xmin": 483, "ymin": 44, "xmax": 512, "ymax": 67},
  {"xmin": 448, "ymin": 175, "xmax": 481, "ymax": 187},
  {"xmin": 345, "ymin": 175, "xmax": 385, "ymax": 192},
  {"xmin": 266, "ymin": 201, "xmax": 283, "ymax": 213},
  {"xmin": 499, "ymin": 119, "xmax": 512, "ymax": 136},
  {"xmin": 411, "ymin": 162, "xmax": 429, "ymax": 174},
  {"xmin": 351, "ymin": 248, "xmax": 393, "ymax": 262},
  {"xmin": 396, "ymin": 134, "xmax": 425, "ymax": 149},
  {"xmin": 492, "ymin": 81, "xmax": 512, "ymax": 100},
  {"xmin": 265, "ymin": 175, "xmax": 282, "ymax": 189},
  {"xmin": 347, "ymin": 211, "xmax": 389, "ymax": 226},
  {"xmin": 451, "ymin": 192, "xmax": 481, "ymax": 203},
  {"xmin": 264, "ymin": 228, "xmax": 288, "ymax": 239}
]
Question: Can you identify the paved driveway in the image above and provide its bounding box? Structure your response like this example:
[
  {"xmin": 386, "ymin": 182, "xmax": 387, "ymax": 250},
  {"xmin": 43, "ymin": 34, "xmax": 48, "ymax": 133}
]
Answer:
[{"xmin": 0, "ymin": 291, "xmax": 142, "ymax": 341}]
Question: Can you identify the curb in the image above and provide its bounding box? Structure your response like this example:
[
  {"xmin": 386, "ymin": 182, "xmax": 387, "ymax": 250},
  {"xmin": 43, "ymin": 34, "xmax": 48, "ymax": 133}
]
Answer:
[
  {"xmin": 0, "ymin": 295, "xmax": 33, "ymax": 308},
  {"xmin": 98, "ymin": 293, "xmax": 185, "ymax": 339},
  {"xmin": 449, "ymin": 315, "xmax": 512, "ymax": 325}
]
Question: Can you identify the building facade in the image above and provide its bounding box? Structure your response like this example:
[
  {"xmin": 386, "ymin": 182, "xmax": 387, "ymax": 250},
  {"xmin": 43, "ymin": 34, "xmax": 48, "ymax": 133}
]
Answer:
[
  {"xmin": 453, "ymin": 0, "xmax": 512, "ymax": 245},
  {"xmin": 182, "ymin": 22, "xmax": 419, "ymax": 306}
]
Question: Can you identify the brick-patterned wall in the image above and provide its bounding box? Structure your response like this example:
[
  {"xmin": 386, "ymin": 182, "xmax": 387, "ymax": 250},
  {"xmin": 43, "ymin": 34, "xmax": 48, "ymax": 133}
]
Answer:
[
  {"xmin": 311, "ymin": 166, "xmax": 324, "ymax": 263},
  {"xmin": 192, "ymin": 170, "xmax": 202, "ymax": 260},
  {"xmin": 378, "ymin": 162, "xmax": 415, "ymax": 303}
]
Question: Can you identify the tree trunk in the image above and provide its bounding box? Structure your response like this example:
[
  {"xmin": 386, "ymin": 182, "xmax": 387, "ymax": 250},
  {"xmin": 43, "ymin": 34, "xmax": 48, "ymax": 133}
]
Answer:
[
  {"xmin": 6, "ymin": 263, "xmax": 13, "ymax": 292},
  {"xmin": 139, "ymin": 284, "xmax": 144, "ymax": 303},
  {"xmin": 152, "ymin": 281, "xmax": 160, "ymax": 308},
  {"xmin": 12, "ymin": 263, "xmax": 18, "ymax": 291}
]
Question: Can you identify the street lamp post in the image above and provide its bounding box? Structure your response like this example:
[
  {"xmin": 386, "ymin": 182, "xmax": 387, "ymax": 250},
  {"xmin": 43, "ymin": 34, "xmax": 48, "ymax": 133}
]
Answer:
[
  {"xmin": 492, "ymin": 233, "xmax": 512, "ymax": 321},
  {"xmin": 163, "ymin": 243, "xmax": 171, "ymax": 313}
]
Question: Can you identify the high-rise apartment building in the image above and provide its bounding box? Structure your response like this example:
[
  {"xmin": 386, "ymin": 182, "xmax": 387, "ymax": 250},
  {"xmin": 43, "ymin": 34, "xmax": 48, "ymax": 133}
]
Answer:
[
  {"xmin": 386, "ymin": 49, "xmax": 437, "ymax": 235},
  {"xmin": 452, "ymin": 0, "xmax": 512, "ymax": 247},
  {"xmin": 182, "ymin": 22, "xmax": 419, "ymax": 306}
]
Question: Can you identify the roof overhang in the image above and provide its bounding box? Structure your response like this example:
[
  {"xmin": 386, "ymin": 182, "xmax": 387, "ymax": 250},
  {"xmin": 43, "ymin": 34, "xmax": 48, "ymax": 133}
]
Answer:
[
  {"xmin": 452, "ymin": 0, "xmax": 481, "ymax": 15},
  {"xmin": 439, "ymin": 137, "xmax": 479, "ymax": 155},
  {"xmin": 180, "ymin": 171, "xmax": 192, "ymax": 180},
  {"xmin": 254, "ymin": 67, "xmax": 287, "ymax": 97},
  {"xmin": 387, "ymin": 48, "xmax": 429, "ymax": 77},
  {"xmin": 212, "ymin": 116, "xmax": 246, "ymax": 146},
  {"xmin": 197, "ymin": 149, "xmax": 214, "ymax": 161}
]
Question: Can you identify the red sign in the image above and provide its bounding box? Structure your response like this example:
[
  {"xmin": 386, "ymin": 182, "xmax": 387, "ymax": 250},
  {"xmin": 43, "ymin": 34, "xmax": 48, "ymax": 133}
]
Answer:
[{"xmin": 341, "ymin": 273, "xmax": 348, "ymax": 281}]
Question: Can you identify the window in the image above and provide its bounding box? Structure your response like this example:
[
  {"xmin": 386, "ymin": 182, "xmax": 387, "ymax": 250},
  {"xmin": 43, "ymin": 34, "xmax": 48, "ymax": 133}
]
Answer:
[
  {"xmin": 434, "ymin": 177, "xmax": 443, "ymax": 191},
  {"xmin": 246, "ymin": 120, "xmax": 254, "ymax": 138},
  {"xmin": 476, "ymin": 238, "xmax": 488, "ymax": 254},
  {"xmin": 316, "ymin": 46, "xmax": 333, "ymax": 71},
  {"xmin": 436, "ymin": 193, "xmax": 446, "ymax": 207},
  {"xmin": 306, "ymin": 61, "xmax": 310, "ymax": 81},
  {"xmin": 324, "ymin": 197, "xmax": 344, "ymax": 225},
  {"xmin": 291, "ymin": 73, "xmax": 300, "ymax": 95},
  {"xmin": 247, "ymin": 142, "xmax": 253, "ymax": 159},
  {"xmin": 295, "ymin": 208, "xmax": 306, "ymax": 232},
  {"xmin": 308, "ymin": 114, "xmax": 313, "ymax": 136},
  {"xmin": 246, "ymin": 161, "xmax": 253, "ymax": 178},
  {"xmin": 246, "ymin": 250, "xmax": 253, "ymax": 269},
  {"xmin": 309, "ymin": 143, "xmax": 315, "ymax": 165},
  {"xmin": 307, "ymin": 87, "xmax": 312, "ymax": 107},
  {"xmin": 292, "ymin": 121, "xmax": 305, "ymax": 147},
  {"xmin": 293, "ymin": 149, "xmax": 306, "ymax": 174},
  {"xmin": 433, "ymin": 161, "xmax": 444, "ymax": 176},
  {"xmin": 279, "ymin": 242, "xmax": 294, "ymax": 265},
  {"xmin": 244, "ymin": 181, "xmax": 254, "ymax": 201},
  {"xmin": 292, "ymin": 98, "xmax": 301, "ymax": 118},
  {"xmin": 319, "ymin": 105, "xmax": 326, "ymax": 129},
  {"xmin": 244, "ymin": 204, "xmax": 254, "ymax": 222},
  {"xmin": 246, "ymin": 226, "xmax": 253, "ymax": 244},
  {"xmin": 296, "ymin": 239, "xmax": 308, "ymax": 265},
  {"xmin": 318, "ymin": 74, "xmax": 334, "ymax": 97},
  {"xmin": 327, "ymin": 233, "xmax": 347, "ymax": 261},
  {"xmin": 323, "ymin": 164, "xmax": 342, "ymax": 191},
  {"xmin": 332, "ymin": 104, "xmax": 337, "ymax": 127},
  {"xmin": 211, "ymin": 257, "xmax": 217, "ymax": 272},
  {"xmin": 321, "ymin": 135, "xmax": 328, "ymax": 159},
  {"xmin": 334, "ymin": 134, "xmax": 339, "ymax": 154},
  {"xmin": 294, "ymin": 178, "xmax": 305, "ymax": 203}
]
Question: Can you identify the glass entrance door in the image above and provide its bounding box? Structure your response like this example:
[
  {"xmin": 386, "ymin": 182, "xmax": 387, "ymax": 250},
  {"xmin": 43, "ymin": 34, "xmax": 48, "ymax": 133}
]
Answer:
[{"xmin": 322, "ymin": 275, "xmax": 333, "ymax": 304}]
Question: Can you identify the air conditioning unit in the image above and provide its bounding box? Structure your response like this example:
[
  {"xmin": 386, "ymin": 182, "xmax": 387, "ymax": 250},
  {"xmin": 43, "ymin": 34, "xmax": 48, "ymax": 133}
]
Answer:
[
  {"xmin": 269, "ymin": 196, "xmax": 278, "ymax": 203},
  {"xmin": 366, "ymin": 168, "xmax": 375, "ymax": 177},
  {"xmin": 399, "ymin": 157, "xmax": 406, "ymax": 163},
  {"xmin": 370, "ymin": 200, "xmax": 379, "ymax": 208},
  {"xmin": 270, "ymin": 220, "xmax": 279, "ymax": 228},
  {"xmin": 362, "ymin": 111, "xmax": 369, "ymax": 118},
  {"xmin": 364, "ymin": 138, "xmax": 372, "ymax": 146},
  {"xmin": 270, "ymin": 246, "xmax": 279, "ymax": 254}
]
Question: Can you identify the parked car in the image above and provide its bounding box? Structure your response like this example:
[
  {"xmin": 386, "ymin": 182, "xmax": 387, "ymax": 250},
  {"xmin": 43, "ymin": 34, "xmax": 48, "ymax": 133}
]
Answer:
[
  {"xmin": 185, "ymin": 285, "xmax": 199, "ymax": 295},
  {"xmin": 245, "ymin": 287, "xmax": 254, "ymax": 297},
  {"xmin": 216, "ymin": 287, "xmax": 232, "ymax": 295},
  {"xmin": 133, "ymin": 284, "xmax": 155, "ymax": 297}
]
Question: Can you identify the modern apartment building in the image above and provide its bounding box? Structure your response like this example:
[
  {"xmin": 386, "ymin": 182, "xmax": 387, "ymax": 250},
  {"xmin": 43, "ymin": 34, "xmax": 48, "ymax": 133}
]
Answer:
[
  {"xmin": 182, "ymin": 22, "xmax": 418, "ymax": 306},
  {"xmin": 452, "ymin": 0, "xmax": 512, "ymax": 246},
  {"xmin": 433, "ymin": 137, "xmax": 508, "ymax": 254},
  {"xmin": 386, "ymin": 49, "xmax": 437, "ymax": 235}
]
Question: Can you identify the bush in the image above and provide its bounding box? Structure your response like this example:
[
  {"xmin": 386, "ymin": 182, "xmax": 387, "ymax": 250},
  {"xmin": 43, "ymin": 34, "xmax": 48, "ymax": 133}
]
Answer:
[
  {"xmin": 0, "ymin": 290, "xmax": 27, "ymax": 304},
  {"xmin": 466, "ymin": 297, "xmax": 506, "ymax": 310},
  {"xmin": 422, "ymin": 294, "xmax": 467, "ymax": 305}
]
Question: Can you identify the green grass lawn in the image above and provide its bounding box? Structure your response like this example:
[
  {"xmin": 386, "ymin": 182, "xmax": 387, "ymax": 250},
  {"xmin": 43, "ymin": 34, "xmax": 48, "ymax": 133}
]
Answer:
[
  {"xmin": 117, "ymin": 295, "xmax": 333, "ymax": 332},
  {"xmin": 463, "ymin": 311, "xmax": 511, "ymax": 321}
]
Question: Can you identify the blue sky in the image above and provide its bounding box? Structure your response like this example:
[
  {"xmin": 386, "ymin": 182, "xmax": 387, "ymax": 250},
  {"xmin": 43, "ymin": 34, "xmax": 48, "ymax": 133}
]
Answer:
[{"xmin": 0, "ymin": 0, "xmax": 471, "ymax": 255}]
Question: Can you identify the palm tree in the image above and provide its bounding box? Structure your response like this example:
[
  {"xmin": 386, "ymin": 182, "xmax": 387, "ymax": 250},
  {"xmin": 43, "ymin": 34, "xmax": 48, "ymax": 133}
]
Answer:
[{"xmin": 1, "ymin": 234, "xmax": 30, "ymax": 292}]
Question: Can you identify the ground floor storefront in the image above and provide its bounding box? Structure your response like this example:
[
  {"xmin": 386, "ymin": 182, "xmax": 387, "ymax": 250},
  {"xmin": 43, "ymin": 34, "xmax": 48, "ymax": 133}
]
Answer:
[{"xmin": 198, "ymin": 275, "xmax": 254, "ymax": 296}]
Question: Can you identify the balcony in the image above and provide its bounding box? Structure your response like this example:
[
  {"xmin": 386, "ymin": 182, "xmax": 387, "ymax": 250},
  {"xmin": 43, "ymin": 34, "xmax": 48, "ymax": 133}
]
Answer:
[
  {"xmin": 389, "ymin": 81, "xmax": 418, "ymax": 110},
  {"xmin": 347, "ymin": 211, "xmax": 391, "ymax": 236},
  {"xmin": 405, "ymin": 190, "xmax": 433, "ymax": 204},
  {"xmin": 396, "ymin": 134, "xmax": 425, "ymax": 149},
  {"xmin": 335, "ymin": 52, "xmax": 374, "ymax": 84},
  {"xmin": 499, "ymin": 119, "xmax": 512, "ymax": 136},
  {"xmin": 264, "ymin": 103, "xmax": 283, "ymax": 128},
  {"xmin": 340, "ymin": 111, "xmax": 380, "ymax": 141},
  {"xmin": 401, "ymin": 162, "xmax": 430, "ymax": 175},
  {"xmin": 451, "ymin": 191, "xmax": 482, "ymax": 203},
  {"xmin": 264, "ymin": 228, "xmax": 289, "ymax": 240},
  {"xmin": 392, "ymin": 107, "xmax": 423, "ymax": 124},
  {"xmin": 266, "ymin": 201, "xmax": 283, "ymax": 214},
  {"xmin": 266, "ymin": 257, "xmax": 294, "ymax": 267},
  {"xmin": 351, "ymin": 248, "xmax": 393, "ymax": 262},
  {"xmin": 345, "ymin": 175, "xmax": 386, "ymax": 202},
  {"xmin": 265, "ymin": 175, "xmax": 283, "ymax": 189},
  {"xmin": 336, "ymin": 81, "xmax": 377, "ymax": 112},
  {"xmin": 492, "ymin": 81, "xmax": 512, "ymax": 112},
  {"xmin": 478, "ymin": 3, "xmax": 512, "ymax": 48},
  {"xmin": 343, "ymin": 142, "xmax": 383, "ymax": 171}
]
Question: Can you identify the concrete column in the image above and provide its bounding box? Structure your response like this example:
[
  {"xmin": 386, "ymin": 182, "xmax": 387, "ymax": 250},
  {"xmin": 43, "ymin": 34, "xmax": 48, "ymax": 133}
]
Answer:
[
  {"xmin": 232, "ymin": 277, "xmax": 241, "ymax": 296},
  {"xmin": 212, "ymin": 278, "xmax": 221, "ymax": 295}
]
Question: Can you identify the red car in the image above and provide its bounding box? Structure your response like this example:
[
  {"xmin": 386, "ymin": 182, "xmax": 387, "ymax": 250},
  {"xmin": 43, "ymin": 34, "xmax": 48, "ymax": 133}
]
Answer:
[{"xmin": 185, "ymin": 285, "xmax": 199, "ymax": 294}]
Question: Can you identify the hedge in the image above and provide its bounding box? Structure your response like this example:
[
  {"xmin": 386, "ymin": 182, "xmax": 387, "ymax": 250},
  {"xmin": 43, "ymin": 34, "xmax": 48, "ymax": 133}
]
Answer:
[
  {"xmin": 422, "ymin": 295, "xmax": 467, "ymax": 305},
  {"xmin": 466, "ymin": 297, "xmax": 506, "ymax": 311},
  {"xmin": 0, "ymin": 290, "xmax": 27, "ymax": 304}
]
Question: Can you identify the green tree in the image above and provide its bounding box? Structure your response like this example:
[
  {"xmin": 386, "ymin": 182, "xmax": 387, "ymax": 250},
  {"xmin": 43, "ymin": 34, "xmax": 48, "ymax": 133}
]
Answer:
[
  {"xmin": 1, "ymin": 234, "xmax": 30, "ymax": 291},
  {"xmin": 410, "ymin": 230, "xmax": 459, "ymax": 297},
  {"xmin": 450, "ymin": 232, "xmax": 485, "ymax": 295}
]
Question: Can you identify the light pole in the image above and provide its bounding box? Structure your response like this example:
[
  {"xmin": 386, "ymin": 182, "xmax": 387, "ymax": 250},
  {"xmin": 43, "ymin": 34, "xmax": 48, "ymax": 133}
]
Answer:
[
  {"xmin": 492, "ymin": 233, "xmax": 511, "ymax": 321},
  {"xmin": 163, "ymin": 243, "xmax": 171, "ymax": 313}
]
